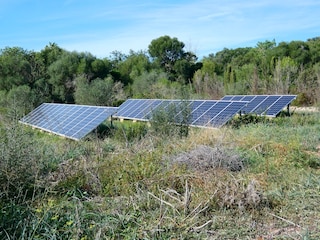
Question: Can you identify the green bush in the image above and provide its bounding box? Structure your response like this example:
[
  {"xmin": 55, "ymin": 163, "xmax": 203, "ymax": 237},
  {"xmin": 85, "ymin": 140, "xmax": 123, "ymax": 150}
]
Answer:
[
  {"xmin": 149, "ymin": 102, "xmax": 191, "ymax": 138},
  {"xmin": 111, "ymin": 122, "xmax": 148, "ymax": 144},
  {"xmin": 228, "ymin": 114, "xmax": 269, "ymax": 128},
  {"xmin": 0, "ymin": 123, "xmax": 44, "ymax": 200}
]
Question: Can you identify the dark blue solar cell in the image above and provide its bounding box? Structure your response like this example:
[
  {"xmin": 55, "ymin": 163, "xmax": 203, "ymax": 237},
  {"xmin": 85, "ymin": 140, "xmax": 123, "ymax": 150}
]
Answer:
[
  {"xmin": 63, "ymin": 107, "xmax": 92, "ymax": 132},
  {"xmin": 192, "ymin": 101, "xmax": 227, "ymax": 126},
  {"xmin": 221, "ymin": 96, "xmax": 233, "ymax": 100},
  {"xmin": 140, "ymin": 100, "xmax": 163, "ymax": 119},
  {"xmin": 125, "ymin": 100, "xmax": 147, "ymax": 118},
  {"xmin": 20, "ymin": 104, "xmax": 117, "ymax": 140},
  {"xmin": 230, "ymin": 96, "xmax": 244, "ymax": 101},
  {"xmin": 114, "ymin": 99, "xmax": 137, "ymax": 117},
  {"xmin": 189, "ymin": 101, "xmax": 213, "ymax": 124},
  {"xmin": 131, "ymin": 100, "xmax": 154, "ymax": 119},
  {"xmin": 144, "ymin": 100, "xmax": 164, "ymax": 119},
  {"xmin": 242, "ymin": 95, "xmax": 268, "ymax": 113},
  {"xmin": 241, "ymin": 96, "xmax": 255, "ymax": 101},
  {"xmin": 265, "ymin": 95, "xmax": 296, "ymax": 116},
  {"xmin": 209, "ymin": 101, "xmax": 247, "ymax": 127},
  {"xmin": 254, "ymin": 95, "xmax": 281, "ymax": 114}
]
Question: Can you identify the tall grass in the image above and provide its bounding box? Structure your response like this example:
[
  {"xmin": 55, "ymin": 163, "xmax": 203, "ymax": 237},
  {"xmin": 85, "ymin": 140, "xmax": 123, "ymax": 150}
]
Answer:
[{"xmin": 1, "ymin": 111, "xmax": 320, "ymax": 239}]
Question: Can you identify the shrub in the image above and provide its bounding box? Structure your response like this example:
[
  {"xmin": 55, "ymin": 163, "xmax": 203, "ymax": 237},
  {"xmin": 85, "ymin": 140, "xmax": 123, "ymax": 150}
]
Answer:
[
  {"xmin": 149, "ymin": 101, "xmax": 191, "ymax": 138},
  {"xmin": 111, "ymin": 122, "xmax": 148, "ymax": 145},
  {"xmin": 168, "ymin": 144, "xmax": 245, "ymax": 172},
  {"xmin": 0, "ymin": 123, "xmax": 44, "ymax": 200},
  {"xmin": 228, "ymin": 114, "xmax": 269, "ymax": 128}
]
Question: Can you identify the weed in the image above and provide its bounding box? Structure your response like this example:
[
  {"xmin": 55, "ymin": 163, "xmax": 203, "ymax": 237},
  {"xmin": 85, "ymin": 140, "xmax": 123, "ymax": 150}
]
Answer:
[
  {"xmin": 1, "ymin": 108, "xmax": 320, "ymax": 239},
  {"xmin": 168, "ymin": 144, "xmax": 245, "ymax": 172}
]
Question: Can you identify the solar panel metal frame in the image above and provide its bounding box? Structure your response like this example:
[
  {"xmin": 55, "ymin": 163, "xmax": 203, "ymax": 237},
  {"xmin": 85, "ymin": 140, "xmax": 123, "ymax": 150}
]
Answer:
[{"xmin": 20, "ymin": 103, "xmax": 118, "ymax": 140}]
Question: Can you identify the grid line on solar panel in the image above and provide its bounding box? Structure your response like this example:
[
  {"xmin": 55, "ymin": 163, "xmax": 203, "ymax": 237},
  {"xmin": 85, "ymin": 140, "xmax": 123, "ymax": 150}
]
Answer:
[
  {"xmin": 192, "ymin": 101, "xmax": 228, "ymax": 126},
  {"xmin": 114, "ymin": 99, "xmax": 164, "ymax": 121},
  {"xmin": 209, "ymin": 101, "xmax": 247, "ymax": 127},
  {"xmin": 143, "ymin": 100, "xmax": 164, "ymax": 120},
  {"xmin": 117, "ymin": 99, "xmax": 143, "ymax": 117},
  {"xmin": 220, "ymin": 96, "xmax": 233, "ymax": 101},
  {"xmin": 265, "ymin": 95, "xmax": 296, "ymax": 116},
  {"xmin": 20, "ymin": 103, "xmax": 117, "ymax": 140},
  {"xmin": 64, "ymin": 106, "xmax": 99, "ymax": 137},
  {"xmin": 241, "ymin": 95, "xmax": 268, "ymax": 113},
  {"xmin": 124, "ymin": 99, "xmax": 146, "ymax": 118},
  {"xmin": 72, "ymin": 108, "xmax": 110, "ymax": 139},
  {"xmin": 173, "ymin": 100, "xmax": 193, "ymax": 124},
  {"xmin": 252, "ymin": 95, "xmax": 281, "ymax": 114},
  {"xmin": 115, "ymin": 99, "xmax": 247, "ymax": 128},
  {"xmin": 221, "ymin": 95, "xmax": 296, "ymax": 117},
  {"xmin": 131, "ymin": 99, "xmax": 154, "ymax": 119}
]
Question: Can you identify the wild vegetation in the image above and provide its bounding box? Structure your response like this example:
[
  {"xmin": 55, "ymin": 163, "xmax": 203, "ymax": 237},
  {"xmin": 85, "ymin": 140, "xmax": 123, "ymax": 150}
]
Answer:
[
  {"xmin": 1, "ymin": 36, "xmax": 320, "ymax": 112},
  {"xmin": 1, "ymin": 36, "xmax": 320, "ymax": 239},
  {"xmin": 1, "ymin": 107, "xmax": 320, "ymax": 239}
]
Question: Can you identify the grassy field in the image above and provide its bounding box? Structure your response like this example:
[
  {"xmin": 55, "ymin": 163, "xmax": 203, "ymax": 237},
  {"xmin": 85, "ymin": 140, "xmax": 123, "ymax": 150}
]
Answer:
[{"xmin": 1, "ymin": 110, "xmax": 320, "ymax": 239}]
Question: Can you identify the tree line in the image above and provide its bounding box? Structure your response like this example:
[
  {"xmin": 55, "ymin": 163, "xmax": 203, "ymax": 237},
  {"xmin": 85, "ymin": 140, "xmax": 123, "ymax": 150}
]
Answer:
[{"xmin": 1, "ymin": 35, "xmax": 320, "ymax": 116}]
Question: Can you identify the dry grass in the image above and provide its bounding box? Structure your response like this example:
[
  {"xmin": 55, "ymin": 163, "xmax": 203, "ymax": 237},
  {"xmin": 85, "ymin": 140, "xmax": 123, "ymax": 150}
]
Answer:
[
  {"xmin": 168, "ymin": 144, "xmax": 244, "ymax": 172},
  {"xmin": 2, "ymin": 112, "xmax": 320, "ymax": 239}
]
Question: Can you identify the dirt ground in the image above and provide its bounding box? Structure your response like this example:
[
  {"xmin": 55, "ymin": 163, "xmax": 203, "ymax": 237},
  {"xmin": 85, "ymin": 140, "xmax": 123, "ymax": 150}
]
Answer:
[{"xmin": 290, "ymin": 106, "xmax": 319, "ymax": 113}]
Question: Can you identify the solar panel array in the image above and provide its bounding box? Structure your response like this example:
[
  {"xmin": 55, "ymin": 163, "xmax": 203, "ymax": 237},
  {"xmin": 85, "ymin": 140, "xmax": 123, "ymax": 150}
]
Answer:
[
  {"xmin": 221, "ymin": 95, "xmax": 296, "ymax": 117},
  {"xmin": 20, "ymin": 95, "xmax": 296, "ymax": 140},
  {"xmin": 20, "ymin": 103, "xmax": 118, "ymax": 140},
  {"xmin": 114, "ymin": 99, "xmax": 247, "ymax": 128}
]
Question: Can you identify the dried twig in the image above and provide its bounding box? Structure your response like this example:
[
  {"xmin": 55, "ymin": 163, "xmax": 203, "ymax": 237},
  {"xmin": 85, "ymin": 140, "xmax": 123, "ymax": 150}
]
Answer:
[
  {"xmin": 190, "ymin": 220, "xmax": 213, "ymax": 232},
  {"xmin": 268, "ymin": 213, "xmax": 301, "ymax": 228},
  {"xmin": 148, "ymin": 191, "xmax": 179, "ymax": 214}
]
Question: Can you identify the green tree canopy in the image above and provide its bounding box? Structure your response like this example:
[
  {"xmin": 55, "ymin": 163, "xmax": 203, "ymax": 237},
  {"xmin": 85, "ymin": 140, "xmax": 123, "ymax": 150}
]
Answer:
[
  {"xmin": 74, "ymin": 75, "xmax": 125, "ymax": 106},
  {"xmin": 0, "ymin": 47, "xmax": 32, "ymax": 91},
  {"xmin": 148, "ymin": 36, "xmax": 185, "ymax": 77}
]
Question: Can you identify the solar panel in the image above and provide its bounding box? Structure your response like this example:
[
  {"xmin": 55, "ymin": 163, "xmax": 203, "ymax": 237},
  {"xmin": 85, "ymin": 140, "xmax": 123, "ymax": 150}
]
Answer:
[
  {"xmin": 265, "ymin": 95, "xmax": 297, "ymax": 116},
  {"xmin": 20, "ymin": 103, "xmax": 118, "ymax": 140},
  {"xmin": 241, "ymin": 95, "xmax": 268, "ymax": 113},
  {"xmin": 144, "ymin": 100, "xmax": 164, "ymax": 120},
  {"xmin": 209, "ymin": 101, "xmax": 248, "ymax": 127},
  {"xmin": 115, "ymin": 99, "xmax": 246, "ymax": 128},
  {"xmin": 221, "ymin": 96, "xmax": 233, "ymax": 101},
  {"xmin": 115, "ymin": 99, "xmax": 165, "ymax": 121},
  {"xmin": 190, "ymin": 100, "xmax": 217, "ymax": 124},
  {"xmin": 221, "ymin": 94, "xmax": 296, "ymax": 117},
  {"xmin": 115, "ymin": 99, "xmax": 141, "ymax": 118},
  {"xmin": 253, "ymin": 95, "xmax": 281, "ymax": 114}
]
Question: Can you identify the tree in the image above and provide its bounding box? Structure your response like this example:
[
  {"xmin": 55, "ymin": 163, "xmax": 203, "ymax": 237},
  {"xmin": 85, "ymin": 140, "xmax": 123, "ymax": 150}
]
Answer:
[
  {"xmin": 193, "ymin": 59, "xmax": 224, "ymax": 98},
  {"xmin": 272, "ymin": 57, "xmax": 297, "ymax": 94},
  {"xmin": 40, "ymin": 42, "xmax": 64, "ymax": 67},
  {"xmin": 173, "ymin": 52, "xmax": 202, "ymax": 84},
  {"xmin": 307, "ymin": 37, "xmax": 320, "ymax": 64},
  {"xmin": 234, "ymin": 63, "xmax": 260, "ymax": 94},
  {"xmin": 0, "ymin": 47, "xmax": 32, "ymax": 91},
  {"xmin": 6, "ymin": 85, "xmax": 35, "ymax": 118},
  {"xmin": 131, "ymin": 71, "xmax": 168, "ymax": 98},
  {"xmin": 47, "ymin": 51, "xmax": 80, "ymax": 102},
  {"xmin": 116, "ymin": 50, "xmax": 151, "ymax": 86},
  {"xmin": 287, "ymin": 41, "xmax": 311, "ymax": 66},
  {"xmin": 74, "ymin": 75, "xmax": 125, "ymax": 106},
  {"xmin": 148, "ymin": 36, "xmax": 185, "ymax": 78}
]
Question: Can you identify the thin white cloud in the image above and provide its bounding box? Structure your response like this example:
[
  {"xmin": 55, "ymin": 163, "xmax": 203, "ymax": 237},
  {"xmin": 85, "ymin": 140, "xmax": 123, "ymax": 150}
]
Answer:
[{"xmin": 1, "ymin": 0, "xmax": 320, "ymax": 58}]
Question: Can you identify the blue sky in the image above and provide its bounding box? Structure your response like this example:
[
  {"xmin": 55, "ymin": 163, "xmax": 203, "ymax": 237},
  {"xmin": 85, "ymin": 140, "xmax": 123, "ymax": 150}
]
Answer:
[{"xmin": 1, "ymin": 0, "xmax": 319, "ymax": 59}]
